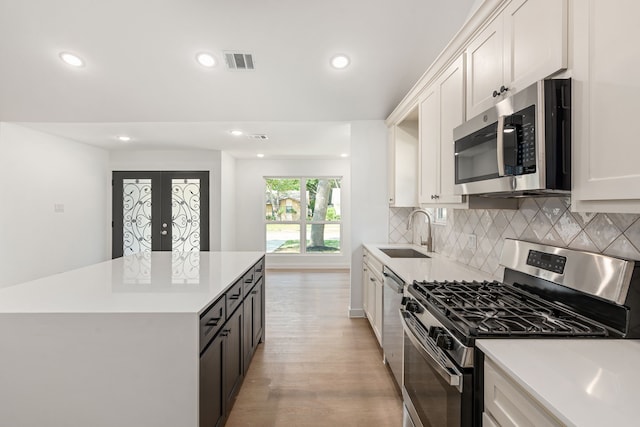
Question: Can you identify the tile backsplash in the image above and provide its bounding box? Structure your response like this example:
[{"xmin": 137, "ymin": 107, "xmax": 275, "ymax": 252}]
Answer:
[{"xmin": 389, "ymin": 198, "xmax": 640, "ymax": 278}]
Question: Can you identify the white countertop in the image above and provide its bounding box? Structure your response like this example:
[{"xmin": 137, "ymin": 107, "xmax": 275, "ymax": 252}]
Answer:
[
  {"xmin": 364, "ymin": 243, "xmax": 494, "ymax": 283},
  {"xmin": 477, "ymin": 339, "xmax": 640, "ymax": 427},
  {"xmin": 0, "ymin": 251, "xmax": 264, "ymax": 314}
]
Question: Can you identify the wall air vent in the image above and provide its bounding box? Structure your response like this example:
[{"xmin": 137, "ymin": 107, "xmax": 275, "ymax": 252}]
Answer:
[
  {"xmin": 247, "ymin": 134, "xmax": 268, "ymax": 140},
  {"xmin": 224, "ymin": 51, "xmax": 255, "ymax": 70}
]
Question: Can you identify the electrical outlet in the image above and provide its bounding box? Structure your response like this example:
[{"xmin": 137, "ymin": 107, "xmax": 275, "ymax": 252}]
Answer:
[
  {"xmin": 54, "ymin": 203, "xmax": 65, "ymax": 213},
  {"xmin": 467, "ymin": 233, "xmax": 477, "ymax": 250}
]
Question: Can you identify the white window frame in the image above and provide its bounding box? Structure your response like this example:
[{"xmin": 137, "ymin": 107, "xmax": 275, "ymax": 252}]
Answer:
[{"xmin": 265, "ymin": 176, "xmax": 342, "ymax": 255}]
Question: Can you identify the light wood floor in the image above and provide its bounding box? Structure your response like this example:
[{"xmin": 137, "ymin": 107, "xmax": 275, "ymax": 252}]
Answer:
[{"xmin": 225, "ymin": 270, "xmax": 403, "ymax": 427}]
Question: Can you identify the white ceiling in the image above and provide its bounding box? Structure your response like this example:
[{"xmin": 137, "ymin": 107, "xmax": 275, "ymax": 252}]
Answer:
[{"xmin": 0, "ymin": 0, "xmax": 479, "ymax": 158}]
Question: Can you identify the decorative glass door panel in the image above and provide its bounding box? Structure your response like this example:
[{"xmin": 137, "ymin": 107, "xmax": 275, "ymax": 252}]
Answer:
[
  {"xmin": 171, "ymin": 178, "xmax": 201, "ymax": 252},
  {"xmin": 112, "ymin": 171, "xmax": 209, "ymax": 258},
  {"xmin": 122, "ymin": 178, "xmax": 153, "ymax": 255}
]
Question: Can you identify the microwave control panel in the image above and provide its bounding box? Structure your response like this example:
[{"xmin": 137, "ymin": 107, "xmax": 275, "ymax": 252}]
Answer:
[{"xmin": 504, "ymin": 104, "xmax": 536, "ymax": 176}]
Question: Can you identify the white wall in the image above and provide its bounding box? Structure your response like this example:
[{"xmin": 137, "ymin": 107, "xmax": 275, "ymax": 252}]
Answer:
[
  {"xmin": 109, "ymin": 150, "xmax": 223, "ymax": 252},
  {"xmin": 349, "ymin": 121, "xmax": 389, "ymax": 317},
  {"xmin": 0, "ymin": 123, "xmax": 109, "ymax": 288},
  {"xmin": 235, "ymin": 157, "xmax": 351, "ymax": 268},
  {"xmin": 220, "ymin": 152, "xmax": 237, "ymax": 251}
]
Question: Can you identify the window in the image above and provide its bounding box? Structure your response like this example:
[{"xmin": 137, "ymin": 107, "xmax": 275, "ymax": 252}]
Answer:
[{"xmin": 265, "ymin": 177, "xmax": 341, "ymax": 254}]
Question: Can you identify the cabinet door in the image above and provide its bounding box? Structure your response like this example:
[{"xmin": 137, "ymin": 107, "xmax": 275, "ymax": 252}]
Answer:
[
  {"xmin": 504, "ymin": 0, "xmax": 567, "ymax": 92},
  {"xmin": 390, "ymin": 120, "xmax": 419, "ymax": 207},
  {"xmin": 466, "ymin": 15, "xmax": 504, "ymax": 117},
  {"xmin": 252, "ymin": 279, "xmax": 263, "ymax": 347},
  {"xmin": 367, "ymin": 273, "xmax": 376, "ymax": 329},
  {"xmin": 572, "ymin": 0, "xmax": 640, "ymax": 208},
  {"xmin": 243, "ymin": 291, "xmax": 254, "ymax": 373},
  {"xmin": 200, "ymin": 335, "xmax": 223, "ymax": 427},
  {"xmin": 222, "ymin": 306, "xmax": 243, "ymax": 412},
  {"xmin": 373, "ymin": 275, "xmax": 384, "ymax": 345},
  {"xmin": 419, "ymin": 87, "xmax": 440, "ymax": 204},
  {"xmin": 362, "ymin": 262, "xmax": 369, "ymax": 315},
  {"xmin": 437, "ymin": 56, "xmax": 465, "ymax": 204}
]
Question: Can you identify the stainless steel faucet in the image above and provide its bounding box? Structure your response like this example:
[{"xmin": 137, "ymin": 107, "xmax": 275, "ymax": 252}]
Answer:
[{"xmin": 407, "ymin": 209, "xmax": 433, "ymax": 252}]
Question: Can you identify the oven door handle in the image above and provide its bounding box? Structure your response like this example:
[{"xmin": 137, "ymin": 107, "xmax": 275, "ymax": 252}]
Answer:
[{"xmin": 400, "ymin": 311, "xmax": 463, "ymax": 392}]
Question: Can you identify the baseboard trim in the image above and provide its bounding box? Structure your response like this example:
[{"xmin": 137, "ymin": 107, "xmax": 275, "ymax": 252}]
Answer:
[{"xmin": 349, "ymin": 308, "xmax": 365, "ymax": 318}]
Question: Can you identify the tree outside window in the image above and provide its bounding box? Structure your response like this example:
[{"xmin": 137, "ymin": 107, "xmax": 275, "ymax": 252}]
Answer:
[{"xmin": 265, "ymin": 177, "xmax": 341, "ymax": 254}]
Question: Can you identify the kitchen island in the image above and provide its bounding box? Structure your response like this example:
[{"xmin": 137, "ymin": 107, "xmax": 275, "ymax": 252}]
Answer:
[{"xmin": 0, "ymin": 251, "xmax": 264, "ymax": 427}]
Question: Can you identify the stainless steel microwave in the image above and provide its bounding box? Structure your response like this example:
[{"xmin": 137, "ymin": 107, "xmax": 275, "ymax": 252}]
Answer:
[{"xmin": 453, "ymin": 79, "xmax": 571, "ymax": 197}]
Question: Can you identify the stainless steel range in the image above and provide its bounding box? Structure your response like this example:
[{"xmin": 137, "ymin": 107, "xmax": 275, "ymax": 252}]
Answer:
[{"xmin": 400, "ymin": 239, "xmax": 640, "ymax": 427}]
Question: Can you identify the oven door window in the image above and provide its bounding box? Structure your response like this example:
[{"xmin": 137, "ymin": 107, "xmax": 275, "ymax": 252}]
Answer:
[
  {"xmin": 454, "ymin": 122, "xmax": 499, "ymax": 184},
  {"xmin": 404, "ymin": 332, "xmax": 461, "ymax": 427}
]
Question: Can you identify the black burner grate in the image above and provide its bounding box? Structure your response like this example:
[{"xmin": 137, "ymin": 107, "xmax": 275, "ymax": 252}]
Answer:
[{"xmin": 412, "ymin": 280, "xmax": 609, "ymax": 338}]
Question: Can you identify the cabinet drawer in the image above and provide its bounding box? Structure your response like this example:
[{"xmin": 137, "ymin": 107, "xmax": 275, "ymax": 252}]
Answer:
[
  {"xmin": 484, "ymin": 359, "xmax": 562, "ymax": 427},
  {"xmin": 226, "ymin": 279, "xmax": 243, "ymax": 317},
  {"xmin": 242, "ymin": 269, "xmax": 256, "ymax": 294},
  {"xmin": 200, "ymin": 297, "xmax": 226, "ymax": 353},
  {"xmin": 253, "ymin": 257, "xmax": 264, "ymax": 281}
]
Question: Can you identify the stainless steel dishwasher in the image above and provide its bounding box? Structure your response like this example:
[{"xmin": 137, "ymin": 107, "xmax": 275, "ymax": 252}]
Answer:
[{"xmin": 382, "ymin": 266, "xmax": 405, "ymax": 390}]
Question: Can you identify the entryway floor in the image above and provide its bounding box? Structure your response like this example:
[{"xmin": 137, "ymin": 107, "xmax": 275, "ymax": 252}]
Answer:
[{"xmin": 225, "ymin": 270, "xmax": 403, "ymax": 427}]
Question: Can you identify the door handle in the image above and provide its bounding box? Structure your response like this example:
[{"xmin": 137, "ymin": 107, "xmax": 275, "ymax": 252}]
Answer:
[{"xmin": 496, "ymin": 115, "xmax": 506, "ymax": 177}]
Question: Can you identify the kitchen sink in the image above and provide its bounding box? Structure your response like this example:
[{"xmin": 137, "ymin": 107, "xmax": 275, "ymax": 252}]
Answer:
[{"xmin": 379, "ymin": 248, "xmax": 430, "ymax": 258}]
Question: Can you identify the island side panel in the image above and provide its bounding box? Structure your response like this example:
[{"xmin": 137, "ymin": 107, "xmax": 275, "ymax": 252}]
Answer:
[{"xmin": 0, "ymin": 312, "xmax": 199, "ymax": 427}]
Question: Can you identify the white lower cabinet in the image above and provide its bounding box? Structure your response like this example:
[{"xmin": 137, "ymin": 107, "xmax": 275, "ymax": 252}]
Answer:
[
  {"xmin": 362, "ymin": 249, "xmax": 384, "ymax": 346},
  {"xmin": 483, "ymin": 358, "xmax": 562, "ymax": 427}
]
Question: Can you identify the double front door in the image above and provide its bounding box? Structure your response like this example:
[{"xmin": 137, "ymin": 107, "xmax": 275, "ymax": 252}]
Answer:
[{"xmin": 112, "ymin": 171, "xmax": 209, "ymax": 258}]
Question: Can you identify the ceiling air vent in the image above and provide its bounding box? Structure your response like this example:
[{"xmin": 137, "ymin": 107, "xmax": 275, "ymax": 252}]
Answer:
[
  {"xmin": 224, "ymin": 51, "xmax": 255, "ymax": 71},
  {"xmin": 247, "ymin": 134, "xmax": 268, "ymax": 140}
]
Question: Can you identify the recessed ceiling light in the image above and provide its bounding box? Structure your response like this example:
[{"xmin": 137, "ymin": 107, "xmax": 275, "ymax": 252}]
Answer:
[
  {"xmin": 330, "ymin": 54, "xmax": 350, "ymax": 69},
  {"xmin": 117, "ymin": 135, "xmax": 131, "ymax": 142},
  {"xmin": 230, "ymin": 130, "xmax": 243, "ymax": 136},
  {"xmin": 196, "ymin": 52, "xmax": 216, "ymax": 68},
  {"xmin": 340, "ymin": 153, "xmax": 349, "ymax": 158},
  {"xmin": 257, "ymin": 154, "xmax": 265, "ymax": 158},
  {"xmin": 59, "ymin": 52, "xmax": 84, "ymax": 67}
]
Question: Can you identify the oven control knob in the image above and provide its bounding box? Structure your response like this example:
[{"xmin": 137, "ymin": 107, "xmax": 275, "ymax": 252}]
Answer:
[
  {"xmin": 436, "ymin": 333, "xmax": 454, "ymax": 350},
  {"xmin": 405, "ymin": 301, "xmax": 422, "ymax": 314},
  {"xmin": 428, "ymin": 326, "xmax": 442, "ymax": 340}
]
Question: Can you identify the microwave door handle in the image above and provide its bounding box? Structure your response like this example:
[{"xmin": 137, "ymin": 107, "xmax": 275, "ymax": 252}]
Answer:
[{"xmin": 496, "ymin": 115, "xmax": 506, "ymax": 177}]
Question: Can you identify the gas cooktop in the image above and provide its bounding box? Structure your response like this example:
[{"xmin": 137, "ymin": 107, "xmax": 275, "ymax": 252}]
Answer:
[{"xmin": 410, "ymin": 279, "xmax": 609, "ymax": 338}]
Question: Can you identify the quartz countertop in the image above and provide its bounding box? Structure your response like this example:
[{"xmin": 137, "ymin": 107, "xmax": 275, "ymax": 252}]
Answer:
[
  {"xmin": 363, "ymin": 243, "xmax": 494, "ymax": 283},
  {"xmin": 0, "ymin": 251, "xmax": 264, "ymax": 314},
  {"xmin": 477, "ymin": 339, "xmax": 640, "ymax": 427}
]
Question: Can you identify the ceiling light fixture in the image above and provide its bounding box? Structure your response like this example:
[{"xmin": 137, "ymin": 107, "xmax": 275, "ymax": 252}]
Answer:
[
  {"xmin": 196, "ymin": 52, "xmax": 216, "ymax": 68},
  {"xmin": 257, "ymin": 154, "xmax": 265, "ymax": 158},
  {"xmin": 330, "ymin": 54, "xmax": 350, "ymax": 69},
  {"xmin": 117, "ymin": 135, "xmax": 131, "ymax": 142},
  {"xmin": 340, "ymin": 153, "xmax": 349, "ymax": 158},
  {"xmin": 229, "ymin": 130, "xmax": 243, "ymax": 136},
  {"xmin": 59, "ymin": 52, "xmax": 84, "ymax": 67}
]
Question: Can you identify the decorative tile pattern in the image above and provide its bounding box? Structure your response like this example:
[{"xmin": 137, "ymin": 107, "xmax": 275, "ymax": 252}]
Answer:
[{"xmin": 397, "ymin": 196, "xmax": 640, "ymax": 279}]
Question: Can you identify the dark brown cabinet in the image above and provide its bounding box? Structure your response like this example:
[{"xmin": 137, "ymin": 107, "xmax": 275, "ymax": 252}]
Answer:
[
  {"xmin": 199, "ymin": 334, "xmax": 223, "ymax": 427},
  {"xmin": 200, "ymin": 256, "xmax": 265, "ymax": 427},
  {"xmin": 243, "ymin": 277, "xmax": 264, "ymax": 373}
]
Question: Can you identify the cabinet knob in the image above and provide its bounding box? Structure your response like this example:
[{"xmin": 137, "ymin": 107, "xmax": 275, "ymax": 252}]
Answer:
[
  {"xmin": 492, "ymin": 90, "xmax": 500, "ymax": 98},
  {"xmin": 500, "ymin": 85, "xmax": 509, "ymax": 94}
]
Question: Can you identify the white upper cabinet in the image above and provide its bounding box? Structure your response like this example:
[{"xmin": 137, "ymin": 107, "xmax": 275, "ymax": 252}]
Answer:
[
  {"xmin": 388, "ymin": 109, "xmax": 419, "ymax": 207},
  {"xmin": 504, "ymin": 0, "xmax": 567, "ymax": 94},
  {"xmin": 466, "ymin": 0, "xmax": 568, "ymax": 118},
  {"xmin": 419, "ymin": 55, "xmax": 466, "ymax": 206},
  {"xmin": 571, "ymin": 0, "xmax": 640, "ymax": 212},
  {"xmin": 466, "ymin": 15, "xmax": 505, "ymax": 117}
]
